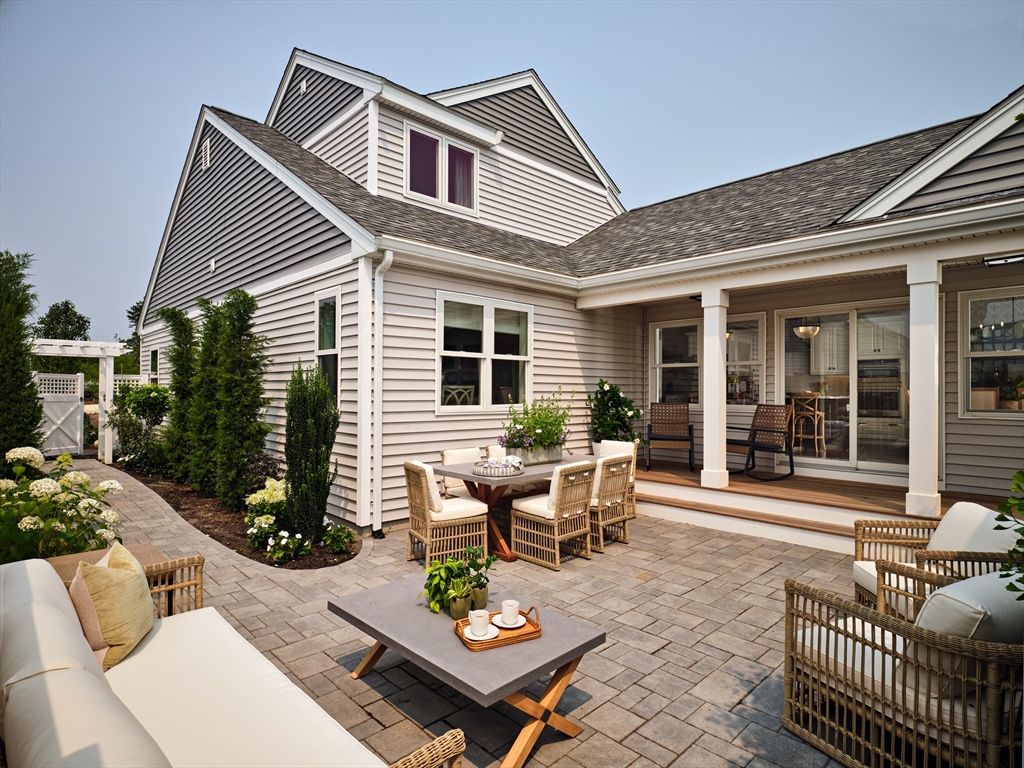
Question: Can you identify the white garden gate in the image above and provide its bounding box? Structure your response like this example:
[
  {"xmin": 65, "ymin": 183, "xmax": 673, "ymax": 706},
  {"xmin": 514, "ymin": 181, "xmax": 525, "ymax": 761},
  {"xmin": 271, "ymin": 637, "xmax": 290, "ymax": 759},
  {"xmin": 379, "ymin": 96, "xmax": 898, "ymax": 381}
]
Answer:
[{"xmin": 34, "ymin": 373, "xmax": 85, "ymax": 457}]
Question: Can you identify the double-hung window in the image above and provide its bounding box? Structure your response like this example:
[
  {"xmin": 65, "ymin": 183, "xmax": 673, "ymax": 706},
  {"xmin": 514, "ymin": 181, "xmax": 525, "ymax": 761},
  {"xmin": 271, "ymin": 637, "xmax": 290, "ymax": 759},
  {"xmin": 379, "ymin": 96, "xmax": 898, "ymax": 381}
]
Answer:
[
  {"xmin": 726, "ymin": 317, "xmax": 763, "ymax": 405},
  {"xmin": 406, "ymin": 124, "xmax": 477, "ymax": 212},
  {"xmin": 437, "ymin": 293, "xmax": 531, "ymax": 411},
  {"xmin": 961, "ymin": 286, "xmax": 1024, "ymax": 416},
  {"xmin": 315, "ymin": 290, "xmax": 339, "ymax": 402}
]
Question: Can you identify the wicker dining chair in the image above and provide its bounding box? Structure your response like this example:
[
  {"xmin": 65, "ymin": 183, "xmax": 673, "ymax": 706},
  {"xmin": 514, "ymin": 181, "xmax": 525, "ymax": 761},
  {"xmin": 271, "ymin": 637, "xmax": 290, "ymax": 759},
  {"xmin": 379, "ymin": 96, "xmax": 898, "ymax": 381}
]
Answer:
[
  {"xmin": 405, "ymin": 461, "xmax": 487, "ymax": 566},
  {"xmin": 595, "ymin": 439, "xmax": 639, "ymax": 518},
  {"xmin": 439, "ymin": 446, "xmax": 482, "ymax": 498},
  {"xmin": 646, "ymin": 402, "xmax": 694, "ymax": 471},
  {"xmin": 725, "ymin": 404, "xmax": 794, "ymax": 481},
  {"xmin": 589, "ymin": 453, "xmax": 633, "ymax": 553},
  {"xmin": 511, "ymin": 461, "xmax": 596, "ymax": 571}
]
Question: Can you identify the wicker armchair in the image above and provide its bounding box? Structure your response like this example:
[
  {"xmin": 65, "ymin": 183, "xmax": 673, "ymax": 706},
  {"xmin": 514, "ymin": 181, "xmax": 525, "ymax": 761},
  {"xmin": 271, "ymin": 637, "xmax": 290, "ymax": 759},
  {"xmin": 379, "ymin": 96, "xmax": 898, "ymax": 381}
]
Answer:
[
  {"xmin": 726, "ymin": 404, "xmax": 794, "ymax": 481},
  {"xmin": 511, "ymin": 461, "xmax": 595, "ymax": 570},
  {"xmin": 852, "ymin": 501, "xmax": 1015, "ymax": 607},
  {"xmin": 646, "ymin": 402, "xmax": 694, "ymax": 471},
  {"xmin": 589, "ymin": 453, "xmax": 633, "ymax": 553},
  {"xmin": 439, "ymin": 446, "xmax": 481, "ymax": 498},
  {"xmin": 595, "ymin": 439, "xmax": 639, "ymax": 518},
  {"xmin": 405, "ymin": 461, "xmax": 488, "ymax": 566},
  {"xmin": 784, "ymin": 570, "xmax": 1023, "ymax": 768}
]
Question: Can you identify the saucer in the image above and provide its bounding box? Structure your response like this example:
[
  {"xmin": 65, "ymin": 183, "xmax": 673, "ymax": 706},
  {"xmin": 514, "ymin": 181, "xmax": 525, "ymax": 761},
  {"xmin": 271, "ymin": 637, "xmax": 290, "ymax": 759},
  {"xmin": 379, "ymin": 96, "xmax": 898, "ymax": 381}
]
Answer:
[
  {"xmin": 492, "ymin": 613, "xmax": 526, "ymax": 629},
  {"xmin": 463, "ymin": 624, "xmax": 500, "ymax": 642}
]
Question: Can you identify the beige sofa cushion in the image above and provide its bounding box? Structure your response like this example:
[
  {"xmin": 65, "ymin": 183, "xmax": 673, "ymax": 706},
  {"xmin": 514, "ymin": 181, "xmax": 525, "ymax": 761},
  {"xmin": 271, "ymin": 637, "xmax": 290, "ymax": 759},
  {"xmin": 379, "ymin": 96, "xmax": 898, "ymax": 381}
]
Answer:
[
  {"xmin": 4, "ymin": 667, "xmax": 170, "ymax": 767},
  {"xmin": 69, "ymin": 542, "xmax": 154, "ymax": 671},
  {"xmin": 926, "ymin": 501, "xmax": 1015, "ymax": 553},
  {"xmin": 106, "ymin": 607, "xmax": 387, "ymax": 767},
  {"xmin": 915, "ymin": 570, "xmax": 1023, "ymax": 644},
  {"xmin": 430, "ymin": 496, "xmax": 488, "ymax": 522}
]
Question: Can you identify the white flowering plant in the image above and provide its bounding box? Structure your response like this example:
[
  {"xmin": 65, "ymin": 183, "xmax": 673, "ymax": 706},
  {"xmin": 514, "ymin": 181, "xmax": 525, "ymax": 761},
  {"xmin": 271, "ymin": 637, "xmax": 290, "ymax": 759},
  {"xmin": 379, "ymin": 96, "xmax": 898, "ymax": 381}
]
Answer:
[
  {"xmin": 586, "ymin": 379, "xmax": 644, "ymax": 444},
  {"xmin": 244, "ymin": 478, "xmax": 287, "ymax": 518},
  {"xmin": 265, "ymin": 530, "xmax": 310, "ymax": 564},
  {"xmin": 245, "ymin": 513, "xmax": 277, "ymax": 550},
  {"xmin": 1, "ymin": 449, "xmax": 123, "ymax": 564},
  {"xmin": 320, "ymin": 517, "xmax": 354, "ymax": 554}
]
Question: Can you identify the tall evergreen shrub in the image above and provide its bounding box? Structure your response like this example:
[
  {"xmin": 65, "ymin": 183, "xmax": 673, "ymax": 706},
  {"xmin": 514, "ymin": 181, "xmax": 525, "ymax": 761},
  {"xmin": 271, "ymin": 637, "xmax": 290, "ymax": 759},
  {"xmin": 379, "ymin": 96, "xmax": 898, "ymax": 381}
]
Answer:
[
  {"xmin": 214, "ymin": 290, "xmax": 271, "ymax": 510},
  {"xmin": 188, "ymin": 299, "xmax": 224, "ymax": 496},
  {"xmin": 284, "ymin": 362, "xmax": 339, "ymax": 541},
  {"xmin": 155, "ymin": 307, "xmax": 197, "ymax": 482},
  {"xmin": 0, "ymin": 251, "xmax": 43, "ymax": 459}
]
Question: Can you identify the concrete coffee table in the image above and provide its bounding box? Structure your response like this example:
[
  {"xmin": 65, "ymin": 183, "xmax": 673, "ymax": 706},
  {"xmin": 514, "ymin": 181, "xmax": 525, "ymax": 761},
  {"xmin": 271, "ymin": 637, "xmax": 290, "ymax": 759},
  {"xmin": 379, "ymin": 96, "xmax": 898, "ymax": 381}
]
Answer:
[{"xmin": 328, "ymin": 575, "xmax": 605, "ymax": 768}]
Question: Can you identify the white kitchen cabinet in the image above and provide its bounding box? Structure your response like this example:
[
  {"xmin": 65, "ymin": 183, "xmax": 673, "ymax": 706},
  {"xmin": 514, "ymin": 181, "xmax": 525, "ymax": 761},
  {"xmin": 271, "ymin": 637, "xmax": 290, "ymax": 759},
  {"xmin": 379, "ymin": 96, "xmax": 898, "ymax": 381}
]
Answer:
[
  {"xmin": 810, "ymin": 324, "xmax": 850, "ymax": 374},
  {"xmin": 857, "ymin": 313, "xmax": 908, "ymax": 357}
]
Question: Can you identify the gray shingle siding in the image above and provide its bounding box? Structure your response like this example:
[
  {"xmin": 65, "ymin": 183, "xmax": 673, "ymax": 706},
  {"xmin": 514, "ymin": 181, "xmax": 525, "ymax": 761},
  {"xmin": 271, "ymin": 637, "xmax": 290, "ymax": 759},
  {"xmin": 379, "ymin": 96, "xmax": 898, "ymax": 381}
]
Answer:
[
  {"xmin": 144, "ymin": 123, "xmax": 351, "ymax": 326},
  {"xmin": 448, "ymin": 86, "xmax": 600, "ymax": 184},
  {"xmin": 272, "ymin": 65, "xmax": 362, "ymax": 145},
  {"xmin": 891, "ymin": 118, "xmax": 1024, "ymax": 213}
]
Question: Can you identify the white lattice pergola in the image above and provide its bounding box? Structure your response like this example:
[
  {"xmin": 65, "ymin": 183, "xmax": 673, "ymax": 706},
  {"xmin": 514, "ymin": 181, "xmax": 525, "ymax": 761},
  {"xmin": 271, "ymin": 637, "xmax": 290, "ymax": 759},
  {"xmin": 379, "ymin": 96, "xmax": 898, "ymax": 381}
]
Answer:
[{"xmin": 31, "ymin": 339, "xmax": 129, "ymax": 464}]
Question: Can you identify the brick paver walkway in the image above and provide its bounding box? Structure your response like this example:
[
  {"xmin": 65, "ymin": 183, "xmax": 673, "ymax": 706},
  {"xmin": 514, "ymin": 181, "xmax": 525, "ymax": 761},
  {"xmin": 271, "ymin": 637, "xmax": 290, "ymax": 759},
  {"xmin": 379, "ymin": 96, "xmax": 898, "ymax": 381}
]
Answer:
[{"xmin": 83, "ymin": 460, "xmax": 849, "ymax": 768}]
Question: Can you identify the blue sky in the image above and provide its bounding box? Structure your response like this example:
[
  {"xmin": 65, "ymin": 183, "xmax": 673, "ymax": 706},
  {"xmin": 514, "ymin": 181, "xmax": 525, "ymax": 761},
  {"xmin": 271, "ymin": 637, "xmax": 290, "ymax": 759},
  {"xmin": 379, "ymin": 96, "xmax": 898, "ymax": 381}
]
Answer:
[{"xmin": 1, "ymin": 0, "xmax": 1021, "ymax": 341}]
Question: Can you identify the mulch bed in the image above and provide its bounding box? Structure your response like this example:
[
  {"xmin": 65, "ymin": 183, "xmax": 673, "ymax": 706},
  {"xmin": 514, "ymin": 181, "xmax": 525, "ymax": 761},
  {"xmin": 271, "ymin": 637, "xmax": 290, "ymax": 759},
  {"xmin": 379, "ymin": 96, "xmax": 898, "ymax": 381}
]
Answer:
[{"xmin": 120, "ymin": 469, "xmax": 360, "ymax": 569}]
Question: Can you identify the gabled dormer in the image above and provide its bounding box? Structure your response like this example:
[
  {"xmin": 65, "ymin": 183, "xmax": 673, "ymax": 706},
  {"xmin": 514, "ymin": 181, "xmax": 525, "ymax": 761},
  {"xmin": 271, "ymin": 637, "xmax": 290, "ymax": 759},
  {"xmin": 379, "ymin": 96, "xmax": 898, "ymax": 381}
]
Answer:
[{"xmin": 265, "ymin": 50, "xmax": 623, "ymax": 246}]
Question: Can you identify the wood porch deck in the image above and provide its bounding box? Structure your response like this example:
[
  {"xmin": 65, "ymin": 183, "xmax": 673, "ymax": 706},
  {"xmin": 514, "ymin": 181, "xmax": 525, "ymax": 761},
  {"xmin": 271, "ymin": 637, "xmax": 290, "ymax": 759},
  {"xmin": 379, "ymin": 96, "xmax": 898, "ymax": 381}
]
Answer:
[{"xmin": 636, "ymin": 462, "xmax": 1005, "ymax": 518}]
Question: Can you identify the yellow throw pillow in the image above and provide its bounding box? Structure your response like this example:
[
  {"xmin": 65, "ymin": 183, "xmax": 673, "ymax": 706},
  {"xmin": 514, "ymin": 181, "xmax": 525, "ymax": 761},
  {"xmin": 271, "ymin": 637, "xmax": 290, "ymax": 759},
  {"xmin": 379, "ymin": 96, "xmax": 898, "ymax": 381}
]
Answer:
[{"xmin": 69, "ymin": 543, "xmax": 154, "ymax": 671}]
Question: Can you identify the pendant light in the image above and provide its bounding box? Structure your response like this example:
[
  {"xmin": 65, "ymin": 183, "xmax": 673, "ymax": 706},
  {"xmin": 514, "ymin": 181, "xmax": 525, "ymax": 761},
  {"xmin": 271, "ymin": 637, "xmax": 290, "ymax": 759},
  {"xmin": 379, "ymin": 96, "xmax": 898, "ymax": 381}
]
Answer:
[{"xmin": 793, "ymin": 317, "xmax": 821, "ymax": 340}]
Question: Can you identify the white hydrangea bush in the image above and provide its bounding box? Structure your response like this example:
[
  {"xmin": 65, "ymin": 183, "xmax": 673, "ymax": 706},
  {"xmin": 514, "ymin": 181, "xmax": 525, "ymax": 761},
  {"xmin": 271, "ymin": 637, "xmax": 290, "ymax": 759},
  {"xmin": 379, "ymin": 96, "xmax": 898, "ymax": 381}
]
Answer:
[{"xmin": 1, "ymin": 449, "xmax": 124, "ymax": 564}]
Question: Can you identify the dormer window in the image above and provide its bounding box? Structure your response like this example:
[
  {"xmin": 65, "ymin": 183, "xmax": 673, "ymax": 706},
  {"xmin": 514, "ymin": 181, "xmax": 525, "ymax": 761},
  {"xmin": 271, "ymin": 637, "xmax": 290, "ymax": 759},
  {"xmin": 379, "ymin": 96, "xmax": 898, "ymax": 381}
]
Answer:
[{"xmin": 406, "ymin": 124, "xmax": 477, "ymax": 212}]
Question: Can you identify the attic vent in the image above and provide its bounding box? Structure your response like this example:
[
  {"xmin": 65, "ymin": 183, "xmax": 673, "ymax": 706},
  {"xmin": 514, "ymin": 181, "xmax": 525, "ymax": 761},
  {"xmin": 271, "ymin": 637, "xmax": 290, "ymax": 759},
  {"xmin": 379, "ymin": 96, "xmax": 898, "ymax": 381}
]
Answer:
[
  {"xmin": 201, "ymin": 139, "xmax": 211, "ymax": 170},
  {"xmin": 300, "ymin": 78, "xmax": 307, "ymax": 95}
]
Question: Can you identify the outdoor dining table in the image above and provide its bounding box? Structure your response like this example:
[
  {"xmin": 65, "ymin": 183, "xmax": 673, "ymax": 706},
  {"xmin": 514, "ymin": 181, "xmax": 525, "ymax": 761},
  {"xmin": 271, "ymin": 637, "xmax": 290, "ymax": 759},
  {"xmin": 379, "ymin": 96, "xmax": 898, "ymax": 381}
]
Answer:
[{"xmin": 429, "ymin": 455, "xmax": 592, "ymax": 563}]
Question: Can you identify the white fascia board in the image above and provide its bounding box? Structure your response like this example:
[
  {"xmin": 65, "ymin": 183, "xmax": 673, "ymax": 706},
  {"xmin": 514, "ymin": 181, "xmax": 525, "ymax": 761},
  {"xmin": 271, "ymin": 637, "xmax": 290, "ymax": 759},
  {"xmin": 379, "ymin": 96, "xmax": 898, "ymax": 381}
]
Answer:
[
  {"xmin": 139, "ymin": 110, "xmax": 208, "ymax": 329},
  {"xmin": 430, "ymin": 71, "xmax": 621, "ymax": 197},
  {"xmin": 843, "ymin": 89, "xmax": 1024, "ymax": 222},
  {"xmin": 32, "ymin": 340, "xmax": 128, "ymax": 358},
  {"xmin": 301, "ymin": 93, "xmax": 374, "ymax": 149},
  {"xmin": 577, "ymin": 198, "xmax": 1024, "ymax": 308},
  {"xmin": 204, "ymin": 109, "xmax": 377, "ymax": 255},
  {"xmin": 375, "ymin": 235, "xmax": 579, "ymax": 296},
  {"xmin": 268, "ymin": 50, "xmax": 384, "ymax": 127},
  {"xmin": 377, "ymin": 83, "xmax": 502, "ymax": 147}
]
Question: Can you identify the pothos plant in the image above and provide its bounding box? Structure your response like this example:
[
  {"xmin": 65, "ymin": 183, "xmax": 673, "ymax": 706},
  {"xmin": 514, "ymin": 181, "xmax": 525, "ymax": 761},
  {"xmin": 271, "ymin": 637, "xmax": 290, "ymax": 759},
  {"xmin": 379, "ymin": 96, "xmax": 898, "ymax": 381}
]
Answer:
[
  {"xmin": 420, "ymin": 556, "xmax": 470, "ymax": 613},
  {"xmin": 994, "ymin": 469, "xmax": 1024, "ymax": 601}
]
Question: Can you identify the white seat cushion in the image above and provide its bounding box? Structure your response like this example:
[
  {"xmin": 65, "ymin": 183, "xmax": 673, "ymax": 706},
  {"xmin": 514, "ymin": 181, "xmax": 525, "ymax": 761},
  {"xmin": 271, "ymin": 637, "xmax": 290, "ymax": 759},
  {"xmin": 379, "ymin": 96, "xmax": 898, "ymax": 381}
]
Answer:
[
  {"xmin": 410, "ymin": 460, "xmax": 443, "ymax": 512},
  {"xmin": 927, "ymin": 501, "xmax": 1016, "ymax": 553},
  {"xmin": 106, "ymin": 608, "xmax": 387, "ymax": 767},
  {"xmin": 446, "ymin": 485, "xmax": 472, "ymax": 498},
  {"xmin": 432, "ymin": 496, "xmax": 488, "ymax": 522},
  {"xmin": 596, "ymin": 441, "xmax": 637, "ymax": 483},
  {"xmin": 440, "ymin": 447, "xmax": 481, "ymax": 494},
  {"xmin": 512, "ymin": 494, "xmax": 556, "ymax": 520},
  {"xmin": 485, "ymin": 444, "xmax": 505, "ymax": 460},
  {"xmin": 853, "ymin": 559, "xmax": 879, "ymax": 596},
  {"xmin": 915, "ymin": 570, "xmax": 1024, "ymax": 645}
]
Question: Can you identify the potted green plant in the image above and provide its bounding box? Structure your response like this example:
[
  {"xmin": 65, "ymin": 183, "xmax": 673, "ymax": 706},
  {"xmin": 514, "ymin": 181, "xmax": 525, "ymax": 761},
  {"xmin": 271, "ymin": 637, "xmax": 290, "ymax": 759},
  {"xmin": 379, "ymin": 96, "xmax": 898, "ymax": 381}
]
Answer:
[
  {"xmin": 420, "ymin": 556, "xmax": 469, "ymax": 614},
  {"xmin": 994, "ymin": 470, "xmax": 1024, "ymax": 601},
  {"xmin": 497, "ymin": 387, "xmax": 573, "ymax": 465},
  {"xmin": 586, "ymin": 379, "xmax": 643, "ymax": 452},
  {"xmin": 463, "ymin": 546, "xmax": 497, "ymax": 610},
  {"xmin": 445, "ymin": 578, "xmax": 472, "ymax": 620}
]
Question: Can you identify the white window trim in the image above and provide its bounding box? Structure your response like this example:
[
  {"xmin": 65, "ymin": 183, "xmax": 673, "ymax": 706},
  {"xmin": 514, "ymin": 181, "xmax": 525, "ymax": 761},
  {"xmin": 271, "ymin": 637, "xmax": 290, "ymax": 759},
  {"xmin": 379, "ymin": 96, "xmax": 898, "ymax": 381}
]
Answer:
[
  {"xmin": 648, "ymin": 313, "xmax": 766, "ymax": 411},
  {"xmin": 957, "ymin": 284, "xmax": 1024, "ymax": 420},
  {"xmin": 314, "ymin": 288, "xmax": 342, "ymax": 409},
  {"xmin": 403, "ymin": 121, "xmax": 480, "ymax": 216},
  {"xmin": 435, "ymin": 291, "xmax": 532, "ymax": 415},
  {"xmin": 149, "ymin": 348, "xmax": 159, "ymax": 385}
]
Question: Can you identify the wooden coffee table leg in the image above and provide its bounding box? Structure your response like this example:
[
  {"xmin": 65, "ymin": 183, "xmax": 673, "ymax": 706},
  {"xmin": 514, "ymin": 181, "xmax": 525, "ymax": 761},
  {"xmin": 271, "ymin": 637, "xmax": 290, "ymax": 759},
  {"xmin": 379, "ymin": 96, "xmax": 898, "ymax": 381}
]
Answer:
[
  {"xmin": 350, "ymin": 640, "xmax": 387, "ymax": 679},
  {"xmin": 501, "ymin": 656, "xmax": 583, "ymax": 768}
]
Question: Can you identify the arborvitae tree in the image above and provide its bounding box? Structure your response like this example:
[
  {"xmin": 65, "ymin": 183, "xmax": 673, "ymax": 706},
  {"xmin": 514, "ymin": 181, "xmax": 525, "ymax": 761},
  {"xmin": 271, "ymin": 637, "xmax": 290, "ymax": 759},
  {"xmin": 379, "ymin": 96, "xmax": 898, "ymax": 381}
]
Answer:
[
  {"xmin": 188, "ymin": 299, "xmax": 224, "ymax": 496},
  {"xmin": 155, "ymin": 307, "xmax": 197, "ymax": 482},
  {"xmin": 31, "ymin": 299, "xmax": 91, "ymax": 374},
  {"xmin": 214, "ymin": 290, "xmax": 271, "ymax": 511},
  {"xmin": 0, "ymin": 251, "xmax": 43, "ymax": 458},
  {"xmin": 284, "ymin": 362, "xmax": 339, "ymax": 541}
]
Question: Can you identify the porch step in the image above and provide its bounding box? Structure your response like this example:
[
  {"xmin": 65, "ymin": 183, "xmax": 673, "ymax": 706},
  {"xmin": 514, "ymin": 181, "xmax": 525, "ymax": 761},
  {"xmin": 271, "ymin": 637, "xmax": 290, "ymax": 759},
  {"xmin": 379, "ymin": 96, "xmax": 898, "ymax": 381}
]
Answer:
[{"xmin": 636, "ymin": 492, "xmax": 854, "ymax": 539}]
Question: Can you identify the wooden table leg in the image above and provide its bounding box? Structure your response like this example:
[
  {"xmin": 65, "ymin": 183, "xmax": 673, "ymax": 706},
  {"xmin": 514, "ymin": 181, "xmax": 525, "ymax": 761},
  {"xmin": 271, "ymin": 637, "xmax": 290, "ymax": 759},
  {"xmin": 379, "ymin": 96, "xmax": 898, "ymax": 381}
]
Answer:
[
  {"xmin": 500, "ymin": 656, "xmax": 583, "ymax": 768},
  {"xmin": 466, "ymin": 481, "xmax": 517, "ymax": 563},
  {"xmin": 350, "ymin": 640, "xmax": 387, "ymax": 679}
]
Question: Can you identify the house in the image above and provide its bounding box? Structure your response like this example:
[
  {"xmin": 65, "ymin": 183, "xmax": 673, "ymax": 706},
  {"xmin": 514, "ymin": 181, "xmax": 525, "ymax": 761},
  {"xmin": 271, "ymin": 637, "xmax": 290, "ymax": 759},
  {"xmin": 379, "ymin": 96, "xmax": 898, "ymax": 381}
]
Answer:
[{"xmin": 139, "ymin": 48, "xmax": 1024, "ymax": 543}]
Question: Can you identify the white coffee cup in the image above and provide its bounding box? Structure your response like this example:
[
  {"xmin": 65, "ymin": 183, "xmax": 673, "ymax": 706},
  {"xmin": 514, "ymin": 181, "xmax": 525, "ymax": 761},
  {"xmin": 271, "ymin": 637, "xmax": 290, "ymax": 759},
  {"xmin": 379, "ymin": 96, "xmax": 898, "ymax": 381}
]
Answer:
[
  {"xmin": 469, "ymin": 609, "xmax": 490, "ymax": 637},
  {"xmin": 501, "ymin": 600, "xmax": 519, "ymax": 626}
]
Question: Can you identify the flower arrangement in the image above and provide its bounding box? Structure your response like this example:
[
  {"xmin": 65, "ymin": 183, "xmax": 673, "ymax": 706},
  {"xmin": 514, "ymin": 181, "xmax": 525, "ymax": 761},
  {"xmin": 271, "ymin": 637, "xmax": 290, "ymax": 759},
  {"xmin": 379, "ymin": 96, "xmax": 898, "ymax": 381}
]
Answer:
[
  {"xmin": 265, "ymin": 530, "xmax": 310, "ymax": 564},
  {"xmin": 586, "ymin": 379, "xmax": 643, "ymax": 443},
  {"xmin": 1, "ymin": 448, "xmax": 123, "ymax": 564},
  {"xmin": 497, "ymin": 387, "xmax": 573, "ymax": 450},
  {"xmin": 320, "ymin": 517, "xmax": 354, "ymax": 554}
]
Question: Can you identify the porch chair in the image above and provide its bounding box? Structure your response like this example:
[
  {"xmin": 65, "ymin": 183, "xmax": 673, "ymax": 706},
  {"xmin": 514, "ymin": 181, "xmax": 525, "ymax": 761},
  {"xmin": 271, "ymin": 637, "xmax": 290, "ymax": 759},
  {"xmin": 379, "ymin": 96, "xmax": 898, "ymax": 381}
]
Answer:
[
  {"xmin": 439, "ymin": 446, "xmax": 482, "ymax": 498},
  {"xmin": 725, "ymin": 404, "xmax": 795, "ymax": 481},
  {"xmin": 595, "ymin": 439, "xmax": 639, "ymax": 518},
  {"xmin": 852, "ymin": 500, "xmax": 1015, "ymax": 609},
  {"xmin": 784, "ymin": 567, "xmax": 1023, "ymax": 768},
  {"xmin": 588, "ymin": 452, "xmax": 633, "ymax": 553},
  {"xmin": 790, "ymin": 393, "xmax": 826, "ymax": 457},
  {"xmin": 511, "ymin": 461, "xmax": 596, "ymax": 571},
  {"xmin": 646, "ymin": 402, "xmax": 695, "ymax": 472},
  {"xmin": 404, "ymin": 461, "xmax": 487, "ymax": 566}
]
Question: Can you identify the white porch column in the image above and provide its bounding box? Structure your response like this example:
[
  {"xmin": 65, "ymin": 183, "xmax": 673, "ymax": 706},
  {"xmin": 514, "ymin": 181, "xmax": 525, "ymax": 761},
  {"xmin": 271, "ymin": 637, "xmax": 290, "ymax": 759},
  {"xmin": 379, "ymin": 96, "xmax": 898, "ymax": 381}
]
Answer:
[
  {"xmin": 701, "ymin": 288, "xmax": 730, "ymax": 489},
  {"xmin": 99, "ymin": 354, "xmax": 115, "ymax": 464},
  {"xmin": 906, "ymin": 260, "xmax": 942, "ymax": 517}
]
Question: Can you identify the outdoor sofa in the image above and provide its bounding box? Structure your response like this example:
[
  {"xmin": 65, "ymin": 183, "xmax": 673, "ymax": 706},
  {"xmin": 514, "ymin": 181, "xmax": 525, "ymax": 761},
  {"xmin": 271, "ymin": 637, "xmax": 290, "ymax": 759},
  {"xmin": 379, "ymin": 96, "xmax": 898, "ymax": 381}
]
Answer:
[{"xmin": 0, "ymin": 555, "xmax": 465, "ymax": 768}]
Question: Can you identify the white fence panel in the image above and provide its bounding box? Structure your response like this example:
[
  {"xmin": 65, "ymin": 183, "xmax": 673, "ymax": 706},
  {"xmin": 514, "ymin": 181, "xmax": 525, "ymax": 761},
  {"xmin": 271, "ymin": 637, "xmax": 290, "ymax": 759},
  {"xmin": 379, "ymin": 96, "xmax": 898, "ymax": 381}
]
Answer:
[{"xmin": 35, "ymin": 373, "xmax": 84, "ymax": 456}]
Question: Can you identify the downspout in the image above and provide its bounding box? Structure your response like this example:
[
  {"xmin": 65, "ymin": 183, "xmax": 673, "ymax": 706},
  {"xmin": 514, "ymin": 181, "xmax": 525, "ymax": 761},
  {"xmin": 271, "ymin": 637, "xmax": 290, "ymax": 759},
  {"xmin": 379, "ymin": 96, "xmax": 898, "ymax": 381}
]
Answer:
[{"xmin": 371, "ymin": 249, "xmax": 394, "ymax": 537}]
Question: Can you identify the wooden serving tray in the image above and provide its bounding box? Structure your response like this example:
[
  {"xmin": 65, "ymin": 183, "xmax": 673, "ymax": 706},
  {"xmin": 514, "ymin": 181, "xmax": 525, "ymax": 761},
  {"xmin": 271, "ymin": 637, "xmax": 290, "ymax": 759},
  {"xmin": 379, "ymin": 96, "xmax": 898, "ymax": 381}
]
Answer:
[{"xmin": 454, "ymin": 606, "xmax": 541, "ymax": 651}]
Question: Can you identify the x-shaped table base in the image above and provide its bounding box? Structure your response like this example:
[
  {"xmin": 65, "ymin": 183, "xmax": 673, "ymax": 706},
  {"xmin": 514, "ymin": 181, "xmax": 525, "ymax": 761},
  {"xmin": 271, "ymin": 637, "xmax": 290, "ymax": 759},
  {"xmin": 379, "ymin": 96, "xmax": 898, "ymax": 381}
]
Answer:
[{"xmin": 351, "ymin": 642, "xmax": 583, "ymax": 768}]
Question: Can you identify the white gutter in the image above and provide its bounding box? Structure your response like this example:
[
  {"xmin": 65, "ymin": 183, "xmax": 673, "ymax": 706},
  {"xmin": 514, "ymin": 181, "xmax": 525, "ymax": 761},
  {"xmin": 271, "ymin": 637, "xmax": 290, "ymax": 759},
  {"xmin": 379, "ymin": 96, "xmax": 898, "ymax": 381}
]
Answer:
[{"xmin": 371, "ymin": 250, "xmax": 394, "ymax": 534}]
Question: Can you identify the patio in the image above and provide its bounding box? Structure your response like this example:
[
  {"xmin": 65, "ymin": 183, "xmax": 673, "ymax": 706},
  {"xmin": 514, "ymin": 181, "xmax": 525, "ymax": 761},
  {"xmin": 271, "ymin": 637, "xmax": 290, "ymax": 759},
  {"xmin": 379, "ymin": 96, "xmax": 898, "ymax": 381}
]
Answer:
[{"xmin": 88, "ymin": 458, "xmax": 851, "ymax": 768}]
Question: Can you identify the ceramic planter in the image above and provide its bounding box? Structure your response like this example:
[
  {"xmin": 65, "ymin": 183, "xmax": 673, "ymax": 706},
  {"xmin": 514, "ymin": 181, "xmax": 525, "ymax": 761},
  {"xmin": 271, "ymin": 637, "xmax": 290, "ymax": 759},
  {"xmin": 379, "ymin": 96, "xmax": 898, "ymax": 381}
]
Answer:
[
  {"xmin": 449, "ymin": 597, "xmax": 471, "ymax": 620},
  {"xmin": 470, "ymin": 586, "xmax": 488, "ymax": 611}
]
